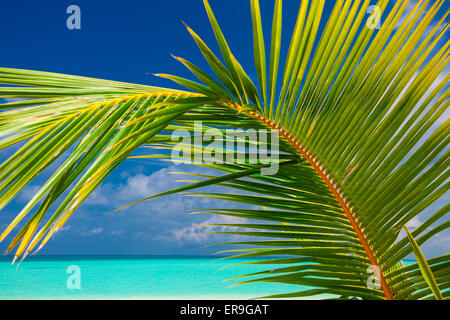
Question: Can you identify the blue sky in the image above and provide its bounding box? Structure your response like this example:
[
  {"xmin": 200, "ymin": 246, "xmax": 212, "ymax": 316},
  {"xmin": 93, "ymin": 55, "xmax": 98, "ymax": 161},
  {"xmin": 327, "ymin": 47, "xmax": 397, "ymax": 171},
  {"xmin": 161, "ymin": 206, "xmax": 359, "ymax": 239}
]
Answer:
[{"xmin": 0, "ymin": 0, "xmax": 448, "ymax": 257}]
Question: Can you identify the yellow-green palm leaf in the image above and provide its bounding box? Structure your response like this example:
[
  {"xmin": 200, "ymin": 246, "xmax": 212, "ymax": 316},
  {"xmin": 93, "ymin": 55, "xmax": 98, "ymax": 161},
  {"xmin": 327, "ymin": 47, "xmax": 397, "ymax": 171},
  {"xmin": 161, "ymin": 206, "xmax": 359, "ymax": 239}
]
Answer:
[{"xmin": 0, "ymin": 0, "xmax": 448, "ymax": 300}]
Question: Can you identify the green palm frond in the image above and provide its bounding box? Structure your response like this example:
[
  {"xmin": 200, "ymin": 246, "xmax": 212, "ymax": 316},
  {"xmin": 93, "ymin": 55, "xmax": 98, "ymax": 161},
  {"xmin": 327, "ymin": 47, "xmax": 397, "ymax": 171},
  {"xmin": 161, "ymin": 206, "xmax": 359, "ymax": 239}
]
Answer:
[
  {"xmin": 403, "ymin": 226, "xmax": 443, "ymax": 300},
  {"xmin": 0, "ymin": 0, "xmax": 448, "ymax": 300}
]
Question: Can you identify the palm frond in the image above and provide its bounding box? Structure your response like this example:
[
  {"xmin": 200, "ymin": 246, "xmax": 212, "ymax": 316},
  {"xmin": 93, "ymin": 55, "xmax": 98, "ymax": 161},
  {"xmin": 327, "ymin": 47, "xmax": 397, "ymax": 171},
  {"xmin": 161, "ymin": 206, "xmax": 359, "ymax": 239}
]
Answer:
[{"xmin": 0, "ymin": 0, "xmax": 448, "ymax": 300}]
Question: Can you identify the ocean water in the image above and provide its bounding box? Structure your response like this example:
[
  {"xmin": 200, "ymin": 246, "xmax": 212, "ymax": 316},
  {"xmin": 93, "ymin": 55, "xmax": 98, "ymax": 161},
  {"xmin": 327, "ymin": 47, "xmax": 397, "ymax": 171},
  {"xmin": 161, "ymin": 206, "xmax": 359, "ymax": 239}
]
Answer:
[
  {"xmin": 0, "ymin": 256, "xmax": 415, "ymax": 300},
  {"xmin": 0, "ymin": 255, "xmax": 307, "ymax": 300}
]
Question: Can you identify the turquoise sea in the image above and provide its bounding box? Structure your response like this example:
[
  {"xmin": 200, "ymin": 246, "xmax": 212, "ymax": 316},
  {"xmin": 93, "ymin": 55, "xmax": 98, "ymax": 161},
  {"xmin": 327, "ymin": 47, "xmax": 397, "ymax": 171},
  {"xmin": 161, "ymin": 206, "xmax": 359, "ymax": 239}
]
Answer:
[
  {"xmin": 0, "ymin": 256, "xmax": 415, "ymax": 300},
  {"xmin": 0, "ymin": 255, "xmax": 306, "ymax": 300}
]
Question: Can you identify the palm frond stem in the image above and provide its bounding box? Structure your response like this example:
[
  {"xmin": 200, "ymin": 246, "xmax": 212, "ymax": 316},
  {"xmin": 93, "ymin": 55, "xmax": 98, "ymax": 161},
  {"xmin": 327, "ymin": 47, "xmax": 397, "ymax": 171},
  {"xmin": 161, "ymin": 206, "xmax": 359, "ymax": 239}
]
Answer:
[{"xmin": 221, "ymin": 100, "xmax": 394, "ymax": 300}]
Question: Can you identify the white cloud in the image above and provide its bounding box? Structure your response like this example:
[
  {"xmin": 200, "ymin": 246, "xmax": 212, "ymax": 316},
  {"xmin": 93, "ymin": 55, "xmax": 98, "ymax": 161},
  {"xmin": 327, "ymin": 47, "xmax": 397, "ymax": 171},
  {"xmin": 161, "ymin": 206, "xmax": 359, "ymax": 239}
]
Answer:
[
  {"xmin": 393, "ymin": 0, "xmax": 422, "ymax": 31},
  {"xmin": 81, "ymin": 227, "xmax": 103, "ymax": 236},
  {"xmin": 86, "ymin": 164, "xmax": 233, "ymax": 216},
  {"xmin": 17, "ymin": 185, "xmax": 42, "ymax": 202},
  {"xmin": 51, "ymin": 225, "xmax": 71, "ymax": 239},
  {"xmin": 165, "ymin": 214, "xmax": 247, "ymax": 244},
  {"xmin": 397, "ymin": 192, "xmax": 449, "ymax": 258},
  {"xmin": 429, "ymin": 235, "xmax": 450, "ymax": 251},
  {"xmin": 82, "ymin": 163, "xmax": 259, "ymax": 246},
  {"xmin": 405, "ymin": 216, "xmax": 422, "ymax": 230},
  {"xmin": 392, "ymin": 0, "xmax": 447, "ymax": 51},
  {"xmin": 110, "ymin": 230, "xmax": 124, "ymax": 236}
]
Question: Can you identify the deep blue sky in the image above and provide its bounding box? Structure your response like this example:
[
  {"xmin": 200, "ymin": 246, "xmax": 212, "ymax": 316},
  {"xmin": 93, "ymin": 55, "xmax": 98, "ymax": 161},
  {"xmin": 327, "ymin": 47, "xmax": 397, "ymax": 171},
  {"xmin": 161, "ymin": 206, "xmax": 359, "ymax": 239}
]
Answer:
[
  {"xmin": 1, "ymin": 0, "xmax": 310, "ymax": 88},
  {"xmin": 0, "ymin": 0, "xmax": 448, "ymax": 257}
]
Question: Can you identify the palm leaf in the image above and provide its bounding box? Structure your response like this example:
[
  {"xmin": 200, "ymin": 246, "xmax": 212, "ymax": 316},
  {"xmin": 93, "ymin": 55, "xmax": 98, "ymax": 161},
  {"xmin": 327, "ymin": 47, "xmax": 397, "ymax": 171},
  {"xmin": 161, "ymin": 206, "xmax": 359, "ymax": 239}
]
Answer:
[
  {"xmin": 403, "ymin": 226, "xmax": 443, "ymax": 300},
  {"xmin": 0, "ymin": 0, "xmax": 448, "ymax": 300}
]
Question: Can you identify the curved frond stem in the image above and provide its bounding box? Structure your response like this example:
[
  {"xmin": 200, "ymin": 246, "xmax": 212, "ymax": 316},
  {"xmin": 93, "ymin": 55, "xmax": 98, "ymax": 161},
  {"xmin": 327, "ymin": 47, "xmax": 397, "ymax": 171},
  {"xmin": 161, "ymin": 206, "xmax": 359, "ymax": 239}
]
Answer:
[{"xmin": 220, "ymin": 100, "xmax": 394, "ymax": 299}]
